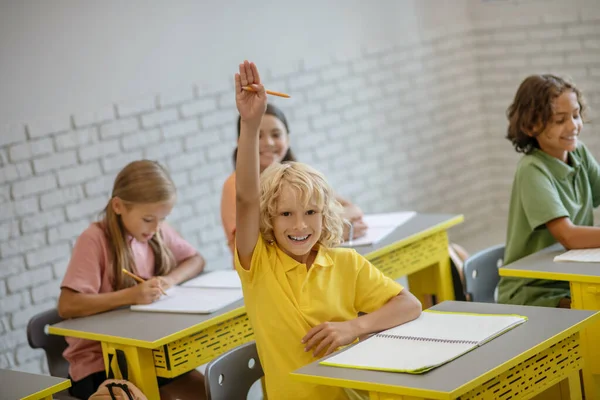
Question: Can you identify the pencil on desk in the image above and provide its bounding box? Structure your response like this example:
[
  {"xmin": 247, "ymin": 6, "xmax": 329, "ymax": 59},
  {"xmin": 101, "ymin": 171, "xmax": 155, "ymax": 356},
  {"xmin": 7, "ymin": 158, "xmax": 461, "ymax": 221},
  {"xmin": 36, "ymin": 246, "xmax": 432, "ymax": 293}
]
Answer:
[
  {"xmin": 242, "ymin": 86, "xmax": 291, "ymax": 98},
  {"xmin": 122, "ymin": 268, "xmax": 168, "ymax": 296}
]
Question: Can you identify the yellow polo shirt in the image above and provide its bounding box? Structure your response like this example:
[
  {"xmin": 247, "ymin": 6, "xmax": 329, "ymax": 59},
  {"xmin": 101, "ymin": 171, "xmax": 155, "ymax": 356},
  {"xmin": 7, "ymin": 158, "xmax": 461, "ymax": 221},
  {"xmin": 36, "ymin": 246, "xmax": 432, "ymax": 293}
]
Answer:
[{"xmin": 235, "ymin": 235, "xmax": 403, "ymax": 400}]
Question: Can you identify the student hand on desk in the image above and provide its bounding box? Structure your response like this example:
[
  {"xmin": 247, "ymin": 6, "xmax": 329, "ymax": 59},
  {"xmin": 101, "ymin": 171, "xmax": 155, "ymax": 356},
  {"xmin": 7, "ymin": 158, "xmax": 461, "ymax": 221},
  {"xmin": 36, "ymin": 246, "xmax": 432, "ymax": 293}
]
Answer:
[
  {"xmin": 342, "ymin": 218, "xmax": 368, "ymax": 241},
  {"xmin": 302, "ymin": 321, "xmax": 358, "ymax": 357},
  {"xmin": 342, "ymin": 205, "xmax": 367, "ymax": 241},
  {"xmin": 129, "ymin": 278, "xmax": 165, "ymax": 305}
]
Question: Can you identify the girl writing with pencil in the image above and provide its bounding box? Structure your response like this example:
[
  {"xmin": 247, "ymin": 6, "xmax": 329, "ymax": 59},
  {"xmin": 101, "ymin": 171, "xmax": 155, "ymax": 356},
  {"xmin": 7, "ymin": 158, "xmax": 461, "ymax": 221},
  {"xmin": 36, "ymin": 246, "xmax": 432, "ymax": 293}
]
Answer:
[
  {"xmin": 57, "ymin": 160, "xmax": 206, "ymax": 400},
  {"xmin": 233, "ymin": 60, "xmax": 422, "ymax": 400},
  {"xmin": 220, "ymin": 102, "xmax": 367, "ymax": 256}
]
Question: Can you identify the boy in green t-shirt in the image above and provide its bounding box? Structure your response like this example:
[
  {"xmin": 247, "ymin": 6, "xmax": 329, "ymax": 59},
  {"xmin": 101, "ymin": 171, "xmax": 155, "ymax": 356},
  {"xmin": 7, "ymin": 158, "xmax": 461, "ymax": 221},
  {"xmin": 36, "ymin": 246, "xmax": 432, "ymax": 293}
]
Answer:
[{"xmin": 497, "ymin": 74, "xmax": 600, "ymax": 308}]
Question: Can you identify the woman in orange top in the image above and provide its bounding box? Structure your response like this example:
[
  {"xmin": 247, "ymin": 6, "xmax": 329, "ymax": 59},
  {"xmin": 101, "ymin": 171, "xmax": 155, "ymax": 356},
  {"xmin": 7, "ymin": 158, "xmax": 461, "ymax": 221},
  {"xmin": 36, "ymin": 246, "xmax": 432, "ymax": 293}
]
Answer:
[{"xmin": 220, "ymin": 103, "xmax": 367, "ymax": 254}]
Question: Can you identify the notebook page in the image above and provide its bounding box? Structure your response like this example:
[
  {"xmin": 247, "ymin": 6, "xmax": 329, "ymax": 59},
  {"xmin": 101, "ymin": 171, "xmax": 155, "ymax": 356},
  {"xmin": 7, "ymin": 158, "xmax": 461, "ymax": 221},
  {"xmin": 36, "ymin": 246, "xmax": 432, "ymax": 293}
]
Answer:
[
  {"xmin": 378, "ymin": 311, "xmax": 526, "ymax": 344},
  {"xmin": 323, "ymin": 337, "xmax": 474, "ymax": 373},
  {"xmin": 363, "ymin": 212, "xmax": 417, "ymax": 228},
  {"xmin": 338, "ymin": 226, "xmax": 398, "ymax": 247},
  {"xmin": 181, "ymin": 270, "xmax": 242, "ymax": 289},
  {"xmin": 554, "ymin": 248, "xmax": 600, "ymax": 263},
  {"xmin": 131, "ymin": 286, "xmax": 243, "ymax": 314},
  {"xmin": 339, "ymin": 212, "xmax": 416, "ymax": 247}
]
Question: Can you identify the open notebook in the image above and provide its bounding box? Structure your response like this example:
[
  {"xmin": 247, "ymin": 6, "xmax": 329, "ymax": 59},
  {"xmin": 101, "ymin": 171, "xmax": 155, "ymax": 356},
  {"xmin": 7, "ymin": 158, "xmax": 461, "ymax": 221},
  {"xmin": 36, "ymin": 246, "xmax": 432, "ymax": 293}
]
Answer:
[
  {"xmin": 339, "ymin": 211, "xmax": 416, "ymax": 247},
  {"xmin": 554, "ymin": 248, "xmax": 600, "ymax": 263},
  {"xmin": 321, "ymin": 310, "xmax": 527, "ymax": 374},
  {"xmin": 181, "ymin": 270, "xmax": 242, "ymax": 289},
  {"xmin": 130, "ymin": 286, "xmax": 243, "ymax": 314}
]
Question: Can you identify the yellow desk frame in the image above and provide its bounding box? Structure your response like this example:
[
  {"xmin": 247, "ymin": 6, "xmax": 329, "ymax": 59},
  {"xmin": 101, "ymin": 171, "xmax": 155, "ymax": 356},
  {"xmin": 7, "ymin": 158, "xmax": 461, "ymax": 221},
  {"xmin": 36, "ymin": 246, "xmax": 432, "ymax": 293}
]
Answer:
[
  {"xmin": 297, "ymin": 333, "xmax": 584, "ymax": 399},
  {"xmin": 50, "ymin": 307, "xmax": 253, "ymax": 399},
  {"xmin": 21, "ymin": 380, "xmax": 72, "ymax": 400},
  {"xmin": 365, "ymin": 215, "xmax": 464, "ymax": 305},
  {"xmin": 292, "ymin": 302, "xmax": 599, "ymax": 400},
  {"xmin": 500, "ymin": 267, "xmax": 600, "ymax": 400}
]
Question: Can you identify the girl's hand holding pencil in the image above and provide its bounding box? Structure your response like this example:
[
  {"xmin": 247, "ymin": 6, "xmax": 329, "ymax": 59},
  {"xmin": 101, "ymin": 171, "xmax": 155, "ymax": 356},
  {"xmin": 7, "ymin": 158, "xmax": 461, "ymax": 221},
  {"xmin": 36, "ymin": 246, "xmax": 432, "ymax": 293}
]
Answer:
[{"xmin": 122, "ymin": 268, "xmax": 167, "ymax": 305}]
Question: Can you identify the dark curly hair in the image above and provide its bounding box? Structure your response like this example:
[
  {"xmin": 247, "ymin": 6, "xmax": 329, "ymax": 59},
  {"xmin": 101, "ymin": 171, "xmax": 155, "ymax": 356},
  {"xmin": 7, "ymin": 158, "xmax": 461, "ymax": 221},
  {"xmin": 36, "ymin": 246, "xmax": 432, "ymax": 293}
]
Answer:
[{"xmin": 506, "ymin": 74, "xmax": 587, "ymax": 154}]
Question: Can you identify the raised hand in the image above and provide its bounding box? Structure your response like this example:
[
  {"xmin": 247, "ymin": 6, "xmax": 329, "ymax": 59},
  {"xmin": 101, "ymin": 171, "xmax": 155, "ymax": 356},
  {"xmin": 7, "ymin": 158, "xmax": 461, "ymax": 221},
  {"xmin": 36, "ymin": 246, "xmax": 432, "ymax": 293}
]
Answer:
[{"xmin": 235, "ymin": 60, "xmax": 267, "ymax": 128}]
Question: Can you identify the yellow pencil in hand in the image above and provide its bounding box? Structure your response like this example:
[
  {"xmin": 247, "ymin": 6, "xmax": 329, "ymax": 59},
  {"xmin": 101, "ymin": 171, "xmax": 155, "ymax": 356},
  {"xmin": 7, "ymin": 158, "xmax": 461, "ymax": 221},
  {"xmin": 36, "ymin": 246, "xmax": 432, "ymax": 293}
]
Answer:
[
  {"xmin": 122, "ymin": 268, "xmax": 168, "ymax": 296},
  {"xmin": 242, "ymin": 86, "xmax": 291, "ymax": 98}
]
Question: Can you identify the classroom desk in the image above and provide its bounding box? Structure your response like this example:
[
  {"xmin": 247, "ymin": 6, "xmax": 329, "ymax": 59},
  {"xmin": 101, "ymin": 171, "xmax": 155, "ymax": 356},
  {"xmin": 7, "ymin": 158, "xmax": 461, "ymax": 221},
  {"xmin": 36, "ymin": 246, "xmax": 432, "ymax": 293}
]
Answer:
[
  {"xmin": 499, "ymin": 243, "xmax": 600, "ymax": 400},
  {"xmin": 0, "ymin": 369, "xmax": 71, "ymax": 400},
  {"xmin": 48, "ymin": 213, "xmax": 462, "ymax": 400},
  {"xmin": 292, "ymin": 301, "xmax": 599, "ymax": 400},
  {"xmin": 356, "ymin": 213, "xmax": 464, "ymax": 305},
  {"xmin": 49, "ymin": 299, "xmax": 249, "ymax": 400}
]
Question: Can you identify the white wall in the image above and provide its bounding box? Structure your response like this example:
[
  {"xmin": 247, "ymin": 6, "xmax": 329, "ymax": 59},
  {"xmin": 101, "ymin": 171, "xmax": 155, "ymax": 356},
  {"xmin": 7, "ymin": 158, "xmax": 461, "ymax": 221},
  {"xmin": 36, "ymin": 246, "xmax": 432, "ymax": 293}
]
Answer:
[{"xmin": 0, "ymin": 0, "xmax": 432, "ymax": 125}]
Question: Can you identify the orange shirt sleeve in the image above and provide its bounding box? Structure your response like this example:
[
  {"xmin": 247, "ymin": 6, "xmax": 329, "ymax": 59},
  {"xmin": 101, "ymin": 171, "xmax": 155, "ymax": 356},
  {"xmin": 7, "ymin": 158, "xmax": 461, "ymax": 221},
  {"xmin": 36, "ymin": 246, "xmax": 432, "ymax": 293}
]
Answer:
[{"xmin": 220, "ymin": 172, "xmax": 237, "ymax": 255}]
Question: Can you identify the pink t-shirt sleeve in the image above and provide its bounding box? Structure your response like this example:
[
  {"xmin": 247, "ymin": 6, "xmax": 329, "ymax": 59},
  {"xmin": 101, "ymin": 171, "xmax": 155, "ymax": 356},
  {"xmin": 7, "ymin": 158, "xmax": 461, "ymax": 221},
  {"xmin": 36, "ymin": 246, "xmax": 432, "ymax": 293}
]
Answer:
[
  {"xmin": 61, "ymin": 224, "xmax": 106, "ymax": 294},
  {"xmin": 160, "ymin": 222, "xmax": 198, "ymax": 263}
]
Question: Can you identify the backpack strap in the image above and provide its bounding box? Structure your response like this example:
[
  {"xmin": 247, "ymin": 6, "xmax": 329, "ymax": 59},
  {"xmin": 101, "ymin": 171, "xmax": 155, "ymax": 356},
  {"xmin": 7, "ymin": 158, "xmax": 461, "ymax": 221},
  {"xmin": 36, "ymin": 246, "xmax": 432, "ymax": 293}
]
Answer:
[
  {"xmin": 107, "ymin": 349, "xmax": 129, "ymax": 380},
  {"xmin": 106, "ymin": 382, "xmax": 135, "ymax": 400}
]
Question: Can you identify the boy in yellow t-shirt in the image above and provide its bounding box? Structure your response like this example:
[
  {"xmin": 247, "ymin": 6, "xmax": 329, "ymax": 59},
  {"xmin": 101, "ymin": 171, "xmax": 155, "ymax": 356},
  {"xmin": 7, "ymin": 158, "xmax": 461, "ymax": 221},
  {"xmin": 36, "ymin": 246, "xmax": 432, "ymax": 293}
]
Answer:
[{"xmin": 233, "ymin": 60, "xmax": 422, "ymax": 400}]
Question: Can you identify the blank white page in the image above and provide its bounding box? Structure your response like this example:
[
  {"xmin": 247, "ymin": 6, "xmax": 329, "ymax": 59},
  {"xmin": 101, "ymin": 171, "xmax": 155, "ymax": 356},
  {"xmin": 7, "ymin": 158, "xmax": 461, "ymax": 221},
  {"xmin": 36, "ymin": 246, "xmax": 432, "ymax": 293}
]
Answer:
[
  {"xmin": 554, "ymin": 248, "xmax": 600, "ymax": 263},
  {"xmin": 363, "ymin": 212, "xmax": 417, "ymax": 228},
  {"xmin": 377, "ymin": 311, "xmax": 526, "ymax": 344},
  {"xmin": 131, "ymin": 287, "xmax": 243, "ymax": 314},
  {"xmin": 339, "ymin": 212, "xmax": 416, "ymax": 247},
  {"xmin": 323, "ymin": 337, "xmax": 474, "ymax": 372},
  {"xmin": 181, "ymin": 270, "xmax": 242, "ymax": 289}
]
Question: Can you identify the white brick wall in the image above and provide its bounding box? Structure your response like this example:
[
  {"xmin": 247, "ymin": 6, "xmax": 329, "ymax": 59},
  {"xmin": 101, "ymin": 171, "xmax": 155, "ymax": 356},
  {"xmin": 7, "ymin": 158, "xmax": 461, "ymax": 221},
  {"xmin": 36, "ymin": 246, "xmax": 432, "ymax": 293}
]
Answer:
[{"xmin": 1, "ymin": 3, "xmax": 599, "ymax": 375}]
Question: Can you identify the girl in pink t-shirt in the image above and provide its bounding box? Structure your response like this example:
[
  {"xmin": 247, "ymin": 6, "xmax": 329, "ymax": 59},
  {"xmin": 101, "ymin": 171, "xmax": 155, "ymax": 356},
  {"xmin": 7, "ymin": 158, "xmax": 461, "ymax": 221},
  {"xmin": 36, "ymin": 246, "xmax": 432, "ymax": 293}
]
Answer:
[{"xmin": 58, "ymin": 160, "xmax": 206, "ymax": 400}]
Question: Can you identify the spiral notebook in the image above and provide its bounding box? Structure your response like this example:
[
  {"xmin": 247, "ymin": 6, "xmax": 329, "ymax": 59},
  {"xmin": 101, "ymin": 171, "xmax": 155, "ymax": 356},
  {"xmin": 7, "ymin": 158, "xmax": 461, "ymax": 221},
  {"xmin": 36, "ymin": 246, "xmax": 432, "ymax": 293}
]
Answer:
[{"xmin": 321, "ymin": 310, "xmax": 527, "ymax": 374}]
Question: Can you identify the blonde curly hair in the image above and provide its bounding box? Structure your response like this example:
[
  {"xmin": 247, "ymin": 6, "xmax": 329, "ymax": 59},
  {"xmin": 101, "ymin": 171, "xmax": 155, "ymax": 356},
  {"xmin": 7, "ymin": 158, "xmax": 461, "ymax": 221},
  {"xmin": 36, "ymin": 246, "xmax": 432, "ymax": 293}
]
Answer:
[{"xmin": 259, "ymin": 162, "xmax": 344, "ymax": 248}]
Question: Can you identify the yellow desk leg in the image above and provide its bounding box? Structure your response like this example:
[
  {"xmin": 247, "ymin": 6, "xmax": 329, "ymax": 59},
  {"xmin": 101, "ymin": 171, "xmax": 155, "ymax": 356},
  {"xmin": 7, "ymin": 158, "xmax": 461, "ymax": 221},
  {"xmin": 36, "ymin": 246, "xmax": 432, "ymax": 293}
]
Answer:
[
  {"xmin": 42, "ymin": 396, "xmax": 53, "ymax": 400},
  {"xmin": 369, "ymin": 393, "xmax": 425, "ymax": 400},
  {"xmin": 407, "ymin": 249, "xmax": 455, "ymax": 306},
  {"xmin": 102, "ymin": 342, "xmax": 161, "ymax": 400},
  {"xmin": 567, "ymin": 369, "xmax": 583, "ymax": 400},
  {"xmin": 570, "ymin": 282, "xmax": 600, "ymax": 400}
]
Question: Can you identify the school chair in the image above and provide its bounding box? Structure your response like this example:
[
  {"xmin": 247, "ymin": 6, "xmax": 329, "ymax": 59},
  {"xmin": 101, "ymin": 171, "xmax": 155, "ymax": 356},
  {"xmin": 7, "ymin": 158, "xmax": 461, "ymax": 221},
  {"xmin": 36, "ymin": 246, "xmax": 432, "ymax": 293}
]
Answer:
[
  {"xmin": 204, "ymin": 341, "xmax": 264, "ymax": 400},
  {"xmin": 463, "ymin": 244, "xmax": 505, "ymax": 303},
  {"xmin": 27, "ymin": 308, "xmax": 78, "ymax": 400}
]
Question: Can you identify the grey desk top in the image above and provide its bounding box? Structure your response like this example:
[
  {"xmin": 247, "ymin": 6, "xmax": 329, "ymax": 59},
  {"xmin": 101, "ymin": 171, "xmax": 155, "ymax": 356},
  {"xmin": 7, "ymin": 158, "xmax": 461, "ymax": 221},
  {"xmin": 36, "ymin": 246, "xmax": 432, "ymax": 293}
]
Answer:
[
  {"xmin": 292, "ymin": 301, "xmax": 598, "ymax": 398},
  {"xmin": 500, "ymin": 243, "xmax": 600, "ymax": 283},
  {"xmin": 50, "ymin": 299, "xmax": 245, "ymax": 347},
  {"xmin": 0, "ymin": 369, "xmax": 70, "ymax": 399},
  {"xmin": 353, "ymin": 213, "xmax": 462, "ymax": 257}
]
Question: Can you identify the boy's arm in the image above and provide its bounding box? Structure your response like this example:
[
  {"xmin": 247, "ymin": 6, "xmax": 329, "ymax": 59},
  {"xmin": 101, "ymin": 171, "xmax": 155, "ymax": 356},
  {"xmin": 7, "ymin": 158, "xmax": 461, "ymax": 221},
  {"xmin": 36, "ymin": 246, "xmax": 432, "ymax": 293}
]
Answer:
[
  {"xmin": 234, "ymin": 61, "xmax": 267, "ymax": 270},
  {"xmin": 546, "ymin": 217, "xmax": 600, "ymax": 249},
  {"xmin": 302, "ymin": 289, "xmax": 421, "ymax": 357}
]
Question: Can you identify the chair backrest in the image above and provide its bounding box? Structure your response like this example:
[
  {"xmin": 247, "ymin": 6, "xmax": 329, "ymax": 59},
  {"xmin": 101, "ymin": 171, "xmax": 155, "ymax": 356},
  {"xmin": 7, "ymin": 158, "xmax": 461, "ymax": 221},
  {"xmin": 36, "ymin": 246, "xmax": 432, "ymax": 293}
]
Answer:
[
  {"xmin": 27, "ymin": 308, "xmax": 69, "ymax": 378},
  {"xmin": 204, "ymin": 341, "xmax": 263, "ymax": 400},
  {"xmin": 463, "ymin": 244, "xmax": 505, "ymax": 303}
]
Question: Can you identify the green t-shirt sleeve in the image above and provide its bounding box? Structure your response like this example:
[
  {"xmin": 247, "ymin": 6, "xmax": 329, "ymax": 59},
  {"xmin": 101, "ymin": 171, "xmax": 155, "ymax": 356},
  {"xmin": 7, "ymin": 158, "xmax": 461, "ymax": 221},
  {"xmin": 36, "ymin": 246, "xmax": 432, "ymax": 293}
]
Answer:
[
  {"xmin": 579, "ymin": 143, "xmax": 600, "ymax": 207},
  {"xmin": 518, "ymin": 164, "xmax": 569, "ymax": 231}
]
